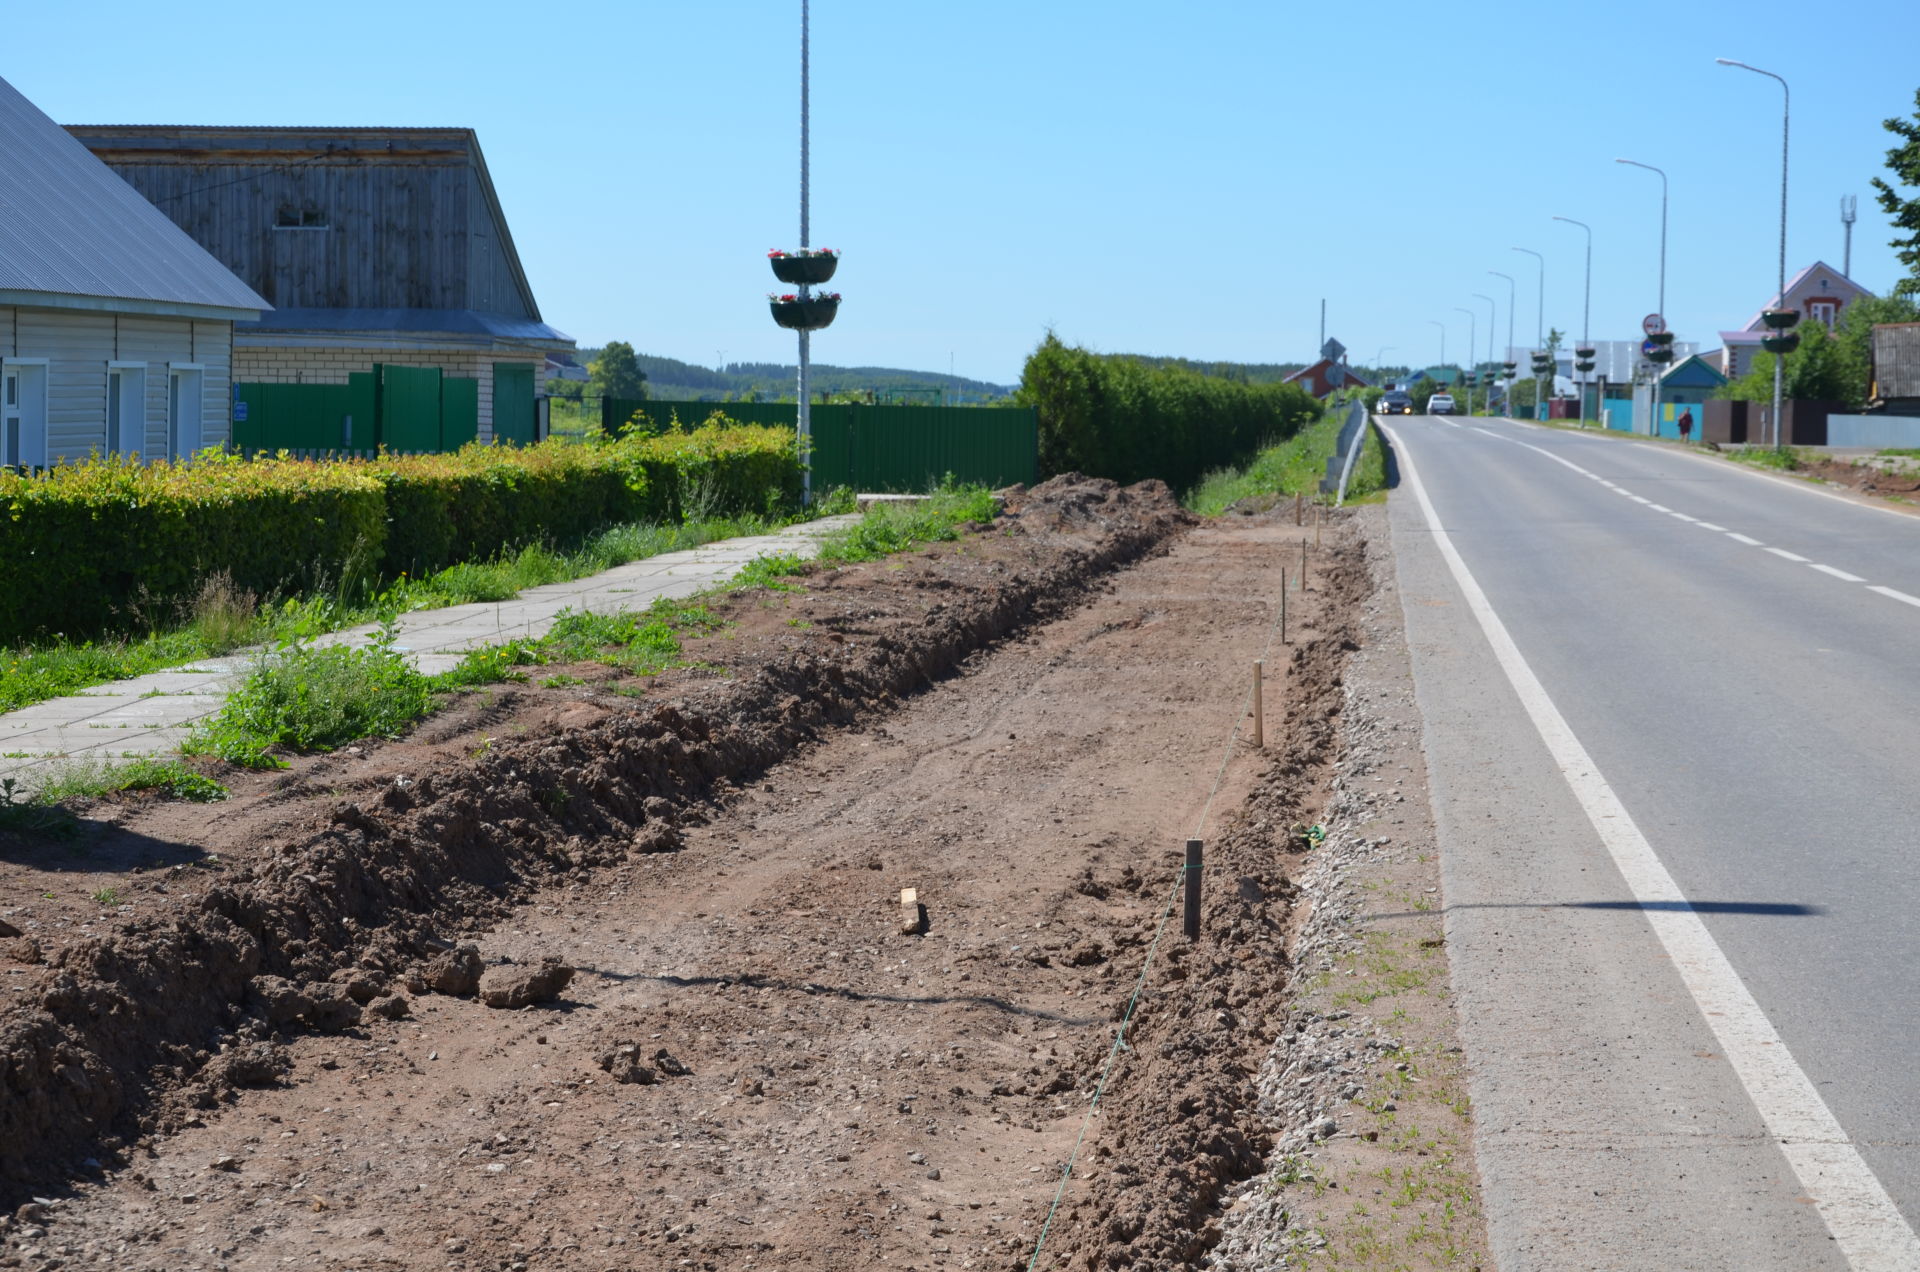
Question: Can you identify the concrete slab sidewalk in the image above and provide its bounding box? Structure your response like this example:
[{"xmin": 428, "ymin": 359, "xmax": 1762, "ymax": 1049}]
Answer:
[{"xmin": 0, "ymin": 515, "xmax": 858, "ymax": 793}]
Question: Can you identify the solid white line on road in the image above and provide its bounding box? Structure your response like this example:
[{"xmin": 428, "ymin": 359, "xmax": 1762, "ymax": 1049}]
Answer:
[
  {"xmin": 1868, "ymin": 585, "xmax": 1920, "ymax": 609},
  {"xmin": 1727, "ymin": 532, "xmax": 1764, "ymax": 545},
  {"xmin": 1811, "ymin": 564, "xmax": 1868, "ymax": 583},
  {"xmin": 1765, "ymin": 548, "xmax": 1811, "ymax": 562},
  {"xmin": 1629, "ymin": 495, "xmax": 1653, "ymax": 504},
  {"xmin": 1698, "ymin": 522, "xmax": 1728, "ymax": 532},
  {"xmin": 1381, "ymin": 421, "xmax": 1920, "ymax": 1270},
  {"xmin": 1671, "ymin": 512, "xmax": 1699, "ymax": 522},
  {"xmin": 1647, "ymin": 503, "xmax": 1673, "ymax": 512}
]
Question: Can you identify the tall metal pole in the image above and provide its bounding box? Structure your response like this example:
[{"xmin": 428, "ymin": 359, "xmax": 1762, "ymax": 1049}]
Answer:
[
  {"xmin": 1719, "ymin": 59, "xmax": 1790, "ymax": 449},
  {"xmin": 796, "ymin": 0, "xmax": 812, "ymax": 502},
  {"xmin": 1616, "ymin": 159, "xmax": 1669, "ymax": 436},
  {"xmin": 1490, "ymin": 271, "xmax": 1515, "ymax": 416},
  {"xmin": 1454, "ymin": 307, "xmax": 1476, "ymax": 414},
  {"xmin": 1474, "ymin": 292, "xmax": 1496, "ymax": 413},
  {"xmin": 1554, "ymin": 217, "xmax": 1592, "ymax": 427},
  {"xmin": 1513, "ymin": 248, "xmax": 1545, "ymax": 418},
  {"xmin": 1429, "ymin": 319, "xmax": 1446, "ymax": 369},
  {"xmin": 1842, "ymin": 195, "xmax": 1857, "ymax": 278}
]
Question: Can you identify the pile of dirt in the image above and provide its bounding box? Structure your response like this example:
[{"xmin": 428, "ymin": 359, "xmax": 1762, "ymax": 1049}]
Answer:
[
  {"xmin": 1800, "ymin": 454, "xmax": 1920, "ymax": 497},
  {"xmin": 0, "ymin": 475, "xmax": 1190, "ymax": 1202}
]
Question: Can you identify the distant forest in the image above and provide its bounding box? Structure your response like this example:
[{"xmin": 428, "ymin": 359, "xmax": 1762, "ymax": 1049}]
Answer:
[{"xmin": 565, "ymin": 349, "xmax": 1015, "ymax": 404}]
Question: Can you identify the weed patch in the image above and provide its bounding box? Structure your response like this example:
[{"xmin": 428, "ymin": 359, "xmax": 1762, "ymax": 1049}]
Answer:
[
  {"xmin": 36, "ymin": 757, "xmax": 230, "ymax": 804},
  {"xmin": 1186, "ymin": 404, "xmax": 1386, "ymax": 516}
]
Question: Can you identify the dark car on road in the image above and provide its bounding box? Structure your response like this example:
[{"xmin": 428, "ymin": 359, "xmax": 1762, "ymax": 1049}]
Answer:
[{"xmin": 1378, "ymin": 390, "xmax": 1414, "ymax": 415}]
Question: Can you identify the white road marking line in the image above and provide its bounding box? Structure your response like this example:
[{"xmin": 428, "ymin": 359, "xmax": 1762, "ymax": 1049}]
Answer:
[
  {"xmin": 1671, "ymin": 513, "xmax": 1699, "ymax": 522},
  {"xmin": 1868, "ymin": 585, "xmax": 1920, "ymax": 608},
  {"xmin": 1810, "ymin": 564, "xmax": 1867, "ymax": 582},
  {"xmin": 1698, "ymin": 522, "xmax": 1728, "ymax": 532},
  {"xmin": 1765, "ymin": 547, "xmax": 1811, "ymax": 562},
  {"xmin": 1472, "ymin": 427, "xmax": 1498, "ymax": 438},
  {"xmin": 1381, "ymin": 421, "xmax": 1920, "ymax": 1270},
  {"xmin": 1647, "ymin": 503, "xmax": 1673, "ymax": 512},
  {"xmin": 1629, "ymin": 495, "xmax": 1653, "ymax": 504}
]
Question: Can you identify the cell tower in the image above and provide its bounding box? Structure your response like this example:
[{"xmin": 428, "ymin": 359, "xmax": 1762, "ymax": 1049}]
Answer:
[{"xmin": 1841, "ymin": 195, "xmax": 1858, "ymax": 278}]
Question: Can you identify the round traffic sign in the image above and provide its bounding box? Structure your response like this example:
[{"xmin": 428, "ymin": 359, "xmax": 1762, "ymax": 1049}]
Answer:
[{"xmin": 1642, "ymin": 312, "xmax": 1667, "ymax": 336}]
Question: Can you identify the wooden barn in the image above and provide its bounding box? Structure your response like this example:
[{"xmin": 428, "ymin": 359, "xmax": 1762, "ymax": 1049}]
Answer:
[
  {"xmin": 66, "ymin": 125, "xmax": 572, "ymax": 445},
  {"xmin": 0, "ymin": 76, "xmax": 266, "ymax": 467}
]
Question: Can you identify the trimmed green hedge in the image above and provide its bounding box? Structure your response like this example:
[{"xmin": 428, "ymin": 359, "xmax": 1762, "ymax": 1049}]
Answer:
[
  {"xmin": 1018, "ymin": 335, "xmax": 1323, "ymax": 490},
  {"xmin": 0, "ymin": 423, "xmax": 799, "ymax": 643}
]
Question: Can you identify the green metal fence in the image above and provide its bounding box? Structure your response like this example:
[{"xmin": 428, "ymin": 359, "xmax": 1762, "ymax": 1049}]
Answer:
[
  {"xmin": 234, "ymin": 364, "xmax": 480, "ymax": 455},
  {"xmin": 603, "ymin": 399, "xmax": 1038, "ymax": 493}
]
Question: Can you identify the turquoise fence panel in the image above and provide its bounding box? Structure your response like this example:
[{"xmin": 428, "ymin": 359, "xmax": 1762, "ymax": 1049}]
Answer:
[{"xmin": 1603, "ymin": 398, "xmax": 1635, "ymax": 432}]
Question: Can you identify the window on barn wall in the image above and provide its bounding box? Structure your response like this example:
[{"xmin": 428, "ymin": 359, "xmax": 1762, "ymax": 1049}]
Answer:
[{"xmin": 274, "ymin": 205, "xmax": 329, "ymax": 229}]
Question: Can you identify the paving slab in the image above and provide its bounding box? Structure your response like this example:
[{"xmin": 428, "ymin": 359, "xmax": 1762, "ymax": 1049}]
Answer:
[{"xmin": 0, "ymin": 514, "xmax": 857, "ymax": 792}]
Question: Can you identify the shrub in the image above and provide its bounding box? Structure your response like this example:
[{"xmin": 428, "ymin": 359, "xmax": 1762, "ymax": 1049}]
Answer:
[
  {"xmin": 0, "ymin": 424, "xmax": 800, "ymax": 645},
  {"xmin": 1018, "ymin": 335, "xmax": 1322, "ymax": 490}
]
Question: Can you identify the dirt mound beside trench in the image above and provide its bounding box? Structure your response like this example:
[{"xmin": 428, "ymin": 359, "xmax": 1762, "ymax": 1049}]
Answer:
[{"xmin": 0, "ymin": 476, "xmax": 1190, "ymax": 1202}]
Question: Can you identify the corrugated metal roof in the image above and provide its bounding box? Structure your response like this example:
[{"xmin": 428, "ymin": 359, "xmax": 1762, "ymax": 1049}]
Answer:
[
  {"xmin": 242, "ymin": 307, "xmax": 570, "ymax": 345},
  {"xmin": 0, "ymin": 76, "xmax": 267, "ymax": 315}
]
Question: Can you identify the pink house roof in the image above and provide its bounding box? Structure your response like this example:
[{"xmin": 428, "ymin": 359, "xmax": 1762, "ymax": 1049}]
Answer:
[{"xmin": 1739, "ymin": 260, "xmax": 1873, "ymax": 331}]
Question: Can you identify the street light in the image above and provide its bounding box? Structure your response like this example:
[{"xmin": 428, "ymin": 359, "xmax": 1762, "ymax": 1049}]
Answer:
[
  {"xmin": 1489, "ymin": 271, "xmax": 1516, "ymax": 417},
  {"xmin": 1428, "ymin": 320, "xmax": 1446, "ymax": 368},
  {"xmin": 1454, "ymin": 307, "xmax": 1476, "ymax": 414},
  {"xmin": 1513, "ymin": 247, "xmax": 1545, "ymax": 417},
  {"xmin": 1473, "ymin": 293, "xmax": 1496, "ymax": 414},
  {"xmin": 1616, "ymin": 158, "xmax": 1671, "ymax": 436},
  {"xmin": 1376, "ymin": 346, "xmax": 1395, "ymax": 383},
  {"xmin": 1717, "ymin": 58, "xmax": 1792, "ymax": 449},
  {"xmin": 1553, "ymin": 216, "xmax": 1593, "ymax": 426}
]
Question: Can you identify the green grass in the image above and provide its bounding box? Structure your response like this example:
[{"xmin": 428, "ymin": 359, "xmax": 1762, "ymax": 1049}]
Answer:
[
  {"xmin": 184, "ymin": 624, "xmax": 435, "ymax": 769},
  {"xmin": 1185, "ymin": 405, "xmax": 1388, "ymax": 516},
  {"xmin": 1725, "ymin": 444, "xmax": 1808, "ymax": 472},
  {"xmin": 35, "ymin": 756, "xmax": 230, "ymax": 804},
  {"xmin": 813, "ymin": 483, "xmax": 999, "ymax": 565},
  {"xmin": 0, "ymin": 513, "xmax": 789, "ymax": 717}
]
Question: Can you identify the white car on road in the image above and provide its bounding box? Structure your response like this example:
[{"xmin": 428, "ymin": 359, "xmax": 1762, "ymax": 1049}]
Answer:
[{"xmin": 1428, "ymin": 393, "xmax": 1456, "ymax": 415}]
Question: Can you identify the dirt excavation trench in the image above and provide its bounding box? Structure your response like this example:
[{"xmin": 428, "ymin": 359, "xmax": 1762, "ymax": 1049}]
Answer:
[{"xmin": 0, "ymin": 479, "xmax": 1373, "ymax": 1272}]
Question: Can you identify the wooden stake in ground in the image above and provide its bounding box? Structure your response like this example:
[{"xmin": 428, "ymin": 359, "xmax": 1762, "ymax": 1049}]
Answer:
[
  {"xmin": 899, "ymin": 888, "xmax": 923, "ymax": 935},
  {"xmin": 1281, "ymin": 571, "xmax": 1289, "ymax": 644},
  {"xmin": 1294, "ymin": 493, "xmax": 1303, "ymax": 526},
  {"xmin": 1251, "ymin": 660, "xmax": 1264, "ymax": 748},
  {"xmin": 1301, "ymin": 539, "xmax": 1309, "ymax": 592},
  {"xmin": 1183, "ymin": 840, "xmax": 1203, "ymax": 941},
  {"xmin": 1315, "ymin": 503, "xmax": 1322, "ymax": 548}
]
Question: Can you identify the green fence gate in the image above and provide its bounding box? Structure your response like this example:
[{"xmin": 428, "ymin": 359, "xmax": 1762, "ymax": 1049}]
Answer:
[
  {"xmin": 604, "ymin": 399, "xmax": 1038, "ymax": 493},
  {"xmin": 234, "ymin": 363, "xmax": 480, "ymax": 456}
]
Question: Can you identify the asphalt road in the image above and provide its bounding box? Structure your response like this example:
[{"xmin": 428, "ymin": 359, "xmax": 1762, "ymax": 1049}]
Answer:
[{"xmin": 1382, "ymin": 415, "xmax": 1920, "ymax": 1270}]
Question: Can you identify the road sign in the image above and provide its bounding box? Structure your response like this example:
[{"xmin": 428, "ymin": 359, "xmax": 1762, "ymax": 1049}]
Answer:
[
  {"xmin": 1641, "ymin": 338, "xmax": 1662, "ymax": 358},
  {"xmin": 1642, "ymin": 313, "xmax": 1667, "ymax": 336},
  {"xmin": 1321, "ymin": 338, "xmax": 1346, "ymax": 363}
]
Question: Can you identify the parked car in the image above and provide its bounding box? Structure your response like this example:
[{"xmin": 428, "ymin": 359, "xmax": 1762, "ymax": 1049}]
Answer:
[
  {"xmin": 1378, "ymin": 390, "xmax": 1414, "ymax": 415},
  {"xmin": 1428, "ymin": 393, "xmax": 1456, "ymax": 415}
]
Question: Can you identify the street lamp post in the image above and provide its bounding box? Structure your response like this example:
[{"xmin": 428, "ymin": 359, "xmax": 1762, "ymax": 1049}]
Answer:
[
  {"xmin": 1454, "ymin": 307, "xmax": 1476, "ymax": 414},
  {"xmin": 1473, "ymin": 293, "xmax": 1496, "ymax": 414},
  {"xmin": 1376, "ymin": 346, "xmax": 1395, "ymax": 383},
  {"xmin": 1513, "ymin": 247, "xmax": 1545, "ymax": 418},
  {"xmin": 1717, "ymin": 58, "xmax": 1792, "ymax": 449},
  {"xmin": 1490, "ymin": 271, "xmax": 1516, "ymax": 417},
  {"xmin": 1428, "ymin": 320, "xmax": 1446, "ymax": 369},
  {"xmin": 1616, "ymin": 158, "xmax": 1670, "ymax": 436},
  {"xmin": 1553, "ymin": 217, "xmax": 1593, "ymax": 426}
]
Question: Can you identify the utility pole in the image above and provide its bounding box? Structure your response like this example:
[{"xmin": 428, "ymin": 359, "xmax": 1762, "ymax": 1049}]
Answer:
[
  {"xmin": 1842, "ymin": 195, "xmax": 1858, "ymax": 278},
  {"xmin": 1319, "ymin": 299, "xmax": 1326, "ymax": 352}
]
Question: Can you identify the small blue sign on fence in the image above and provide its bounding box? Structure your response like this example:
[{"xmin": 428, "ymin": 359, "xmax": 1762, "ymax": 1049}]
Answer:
[{"xmin": 233, "ymin": 401, "xmax": 249, "ymax": 423}]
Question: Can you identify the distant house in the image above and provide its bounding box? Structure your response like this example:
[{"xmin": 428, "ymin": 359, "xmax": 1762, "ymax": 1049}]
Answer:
[
  {"xmin": 68, "ymin": 125, "xmax": 573, "ymax": 444},
  {"xmin": 1720, "ymin": 261, "xmax": 1873, "ymax": 379},
  {"xmin": 1658, "ymin": 353, "xmax": 1727, "ymax": 406},
  {"xmin": 545, "ymin": 352, "xmax": 590, "ymax": 384},
  {"xmin": 0, "ymin": 77, "xmax": 266, "ymax": 468},
  {"xmin": 1283, "ymin": 358, "xmax": 1369, "ymax": 399}
]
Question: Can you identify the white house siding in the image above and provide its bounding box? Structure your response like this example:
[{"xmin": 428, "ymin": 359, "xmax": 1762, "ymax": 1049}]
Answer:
[
  {"xmin": 233, "ymin": 342, "xmax": 547, "ymax": 441},
  {"xmin": 0, "ymin": 306, "xmax": 233, "ymax": 462}
]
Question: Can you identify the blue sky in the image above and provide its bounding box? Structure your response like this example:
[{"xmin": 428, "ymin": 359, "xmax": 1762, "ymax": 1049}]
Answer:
[{"xmin": 11, "ymin": 0, "xmax": 1920, "ymax": 384}]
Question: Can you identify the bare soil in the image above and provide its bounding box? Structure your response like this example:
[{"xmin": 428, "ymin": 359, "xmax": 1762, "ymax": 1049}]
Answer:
[{"xmin": 0, "ymin": 479, "xmax": 1377, "ymax": 1272}]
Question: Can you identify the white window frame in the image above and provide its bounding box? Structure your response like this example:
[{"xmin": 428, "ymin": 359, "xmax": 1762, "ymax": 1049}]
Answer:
[
  {"xmin": 2, "ymin": 358, "xmax": 50, "ymax": 470},
  {"xmin": 167, "ymin": 363, "xmax": 206, "ymax": 461},
  {"xmin": 1808, "ymin": 301, "xmax": 1838, "ymax": 327},
  {"xmin": 107, "ymin": 361, "xmax": 147, "ymax": 457}
]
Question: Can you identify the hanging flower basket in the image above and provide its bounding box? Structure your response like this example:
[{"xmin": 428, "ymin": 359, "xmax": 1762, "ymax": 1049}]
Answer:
[
  {"xmin": 1760, "ymin": 308, "xmax": 1800, "ymax": 331},
  {"xmin": 769, "ymin": 249, "xmax": 840, "ymax": 286},
  {"xmin": 1760, "ymin": 331, "xmax": 1801, "ymax": 355},
  {"xmin": 769, "ymin": 293, "xmax": 841, "ymax": 331},
  {"xmin": 1574, "ymin": 346, "xmax": 1596, "ymax": 359}
]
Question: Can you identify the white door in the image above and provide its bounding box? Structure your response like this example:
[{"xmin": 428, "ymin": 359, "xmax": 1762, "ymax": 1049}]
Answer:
[
  {"xmin": 168, "ymin": 367, "xmax": 203, "ymax": 460},
  {"xmin": 2, "ymin": 364, "xmax": 47, "ymax": 469}
]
